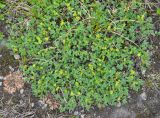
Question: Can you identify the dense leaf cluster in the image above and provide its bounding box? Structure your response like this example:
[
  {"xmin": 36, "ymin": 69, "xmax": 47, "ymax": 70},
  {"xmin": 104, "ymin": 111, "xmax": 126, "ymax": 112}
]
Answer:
[{"xmin": 7, "ymin": 0, "xmax": 154, "ymax": 111}]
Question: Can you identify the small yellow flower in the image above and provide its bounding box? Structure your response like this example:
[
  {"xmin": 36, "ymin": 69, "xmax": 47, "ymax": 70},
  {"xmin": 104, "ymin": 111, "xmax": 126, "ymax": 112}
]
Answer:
[
  {"xmin": 131, "ymin": 70, "xmax": 135, "ymax": 75},
  {"xmin": 36, "ymin": 36, "xmax": 42, "ymax": 44},
  {"xmin": 96, "ymin": 34, "xmax": 101, "ymax": 39},
  {"xmin": 73, "ymin": 11, "xmax": 77, "ymax": 17},
  {"xmin": 116, "ymin": 49, "xmax": 119, "ymax": 52},
  {"xmin": 77, "ymin": 92, "xmax": 81, "ymax": 95},
  {"xmin": 110, "ymin": 90, "xmax": 113, "ymax": 95},
  {"xmin": 75, "ymin": 82, "xmax": 79, "ymax": 86},
  {"xmin": 75, "ymin": 16, "xmax": 80, "ymax": 21},
  {"xmin": 137, "ymin": 52, "xmax": 141, "ymax": 57},
  {"xmin": 56, "ymin": 87, "xmax": 60, "ymax": 91},
  {"xmin": 101, "ymin": 47, "xmax": 107, "ymax": 50},
  {"xmin": 59, "ymin": 70, "xmax": 63, "ymax": 75},
  {"xmin": 45, "ymin": 37, "xmax": 49, "ymax": 41},
  {"xmin": 40, "ymin": 22, "xmax": 44, "ymax": 26},
  {"xmin": 110, "ymin": 48, "xmax": 114, "ymax": 51},
  {"xmin": 115, "ymin": 81, "xmax": 120, "ymax": 87},
  {"xmin": 13, "ymin": 48, "xmax": 18, "ymax": 52},
  {"xmin": 70, "ymin": 91, "xmax": 74, "ymax": 96},
  {"xmin": 60, "ymin": 20, "xmax": 65, "ymax": 26},
  {"xmin": 33, "ymin": 64, "xmax": 36, "ymax": 68},
  {"xmin": 118, "ymin": 97, "xmax": 121, "ymax": 101},
  {"xmin": 48, "ymin": 27, "xmax": 51, "ymax": 30}
]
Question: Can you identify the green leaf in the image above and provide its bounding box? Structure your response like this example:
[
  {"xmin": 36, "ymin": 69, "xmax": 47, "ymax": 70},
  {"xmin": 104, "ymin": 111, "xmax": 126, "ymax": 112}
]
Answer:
[
  {"xmin": 156, "ymin": 8, "xmax": 160, "ymax": 15},
  {"xmin": 0, "ymin": 3, "xmax": 5, "ymax": 9}
]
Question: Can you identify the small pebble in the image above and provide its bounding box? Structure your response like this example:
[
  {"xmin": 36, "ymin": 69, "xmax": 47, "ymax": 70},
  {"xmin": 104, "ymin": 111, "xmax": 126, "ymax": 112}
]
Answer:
[
  {"xmin": 14, "ymin": 54, "xmax": 20, "ymax": 60},
  {"xmin": 0, "ymin": 76, "xmax": 4, "ymax": 80},
  {"xmin": 20, "ymin": 89, "xmax": 24, "ymax": 94},
  {"xmin": 0, "ymin": 55, "xmax": 2, "ymax": 58},
  {"xmin": 140, "ymin": 92, "xmax": 147, "ymax": 101},
  {"xmin": 116, "ymin": 102, "xmax": 121, "ymax": 107},
  {"xmin": 9, "ymin": 66, "xmax": 14, "ymax": 71},
  {"xmin": 31, "ymin": 103, "xmax": 34, "ymax": 107},
  {"xmin": 42, "ymin": 104, "xmax": 47, "ymax": 109},
  {"xmin": 38, "ymin": 100, "xmax": 44, "ymax": 106},
  {"xmin": 38, "ymin": 100, "xmax": 47, "ymax": 109},
  {"xmin": 81, "ymin": 109, "xmax": 84, "ymax": 113},
  {"xmin": 20, "ymin": 100, "xmax": 23, "ymax": 104},
  {"xmin": 80, "ymin": 114, "xmax": 85, "ymax": 118},
  {"xmin": 74, "ymin": 111, "xmax": 79, "ymax": 116},
  {"xmin": 128, "ymin": 94, "xmax": 131, "ymax": 98},
  {"xmin": 142, "ymin": 69, "xmax": 146, "ymax": 75}
]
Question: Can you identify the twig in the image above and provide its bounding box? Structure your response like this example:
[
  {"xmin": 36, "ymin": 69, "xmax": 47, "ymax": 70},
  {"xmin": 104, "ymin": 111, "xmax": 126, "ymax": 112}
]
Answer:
[
  {"xmin": 60, "ymin": 88, "xmax": 67, "ymax": 103},
  {"xmin": 79, "ymin": 1, "xmax": 91, "ymax": 18},
  {"xmin": 111, "ymin": 31, "xmax": 139, "ymax": 47},
  {"xmin": 16, "ymin": 6, "xmax": 30, "ymax": 11},
  {"xmin": 15, "ymin": 111, "xmax": 35, "ymax": 118}
]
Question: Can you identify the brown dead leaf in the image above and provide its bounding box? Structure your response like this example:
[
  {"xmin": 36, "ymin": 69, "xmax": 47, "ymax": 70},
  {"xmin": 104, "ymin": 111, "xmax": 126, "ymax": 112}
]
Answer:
[
  {"xmin": 3, "ymin": 71, "xmax": 24, "ymax": 94},
  {"xmin": 43, "ymin": 93, "xmax": 60, "ymax": 110}
]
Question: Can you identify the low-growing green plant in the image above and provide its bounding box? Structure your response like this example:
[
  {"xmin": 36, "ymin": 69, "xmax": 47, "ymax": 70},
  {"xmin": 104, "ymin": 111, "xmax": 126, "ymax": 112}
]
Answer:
[
  {"xmin": 0, "ymin": 1, "xmax": 5, "ymax": 42},
  {"xmin": 156, "ymin": 8, "xmax": 160, "ymax": 15},
  {"xmin": 6, "ymin": 0, "xmax": 154, "ymax": 111},
  {"xmin": 0, "ymin": 1, "xmax": 6, "ymax": 20},
  {"xmin": 0, "ymin": 32, "xmax": 4, "ymax": 41}
]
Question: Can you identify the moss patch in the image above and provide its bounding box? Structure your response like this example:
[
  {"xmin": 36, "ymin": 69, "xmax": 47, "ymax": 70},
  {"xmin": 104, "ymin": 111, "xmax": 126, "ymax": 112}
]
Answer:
[{"xmin": 0, "ymin": 46, "xmax": 19, "ymax": 76}]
